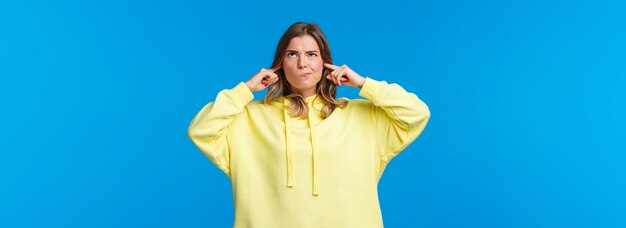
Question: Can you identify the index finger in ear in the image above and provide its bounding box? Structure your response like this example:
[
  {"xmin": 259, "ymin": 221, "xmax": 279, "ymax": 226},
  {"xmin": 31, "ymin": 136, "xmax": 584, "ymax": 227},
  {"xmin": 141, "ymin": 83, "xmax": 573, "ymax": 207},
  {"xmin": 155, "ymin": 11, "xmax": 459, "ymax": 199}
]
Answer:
[
  {"xmin": 324, "ymin": 63, "xmax": 339, "ymax": 70},
  {"xmin": 268, "ymin": 66, "xmax": 282, "ymax": 72}
]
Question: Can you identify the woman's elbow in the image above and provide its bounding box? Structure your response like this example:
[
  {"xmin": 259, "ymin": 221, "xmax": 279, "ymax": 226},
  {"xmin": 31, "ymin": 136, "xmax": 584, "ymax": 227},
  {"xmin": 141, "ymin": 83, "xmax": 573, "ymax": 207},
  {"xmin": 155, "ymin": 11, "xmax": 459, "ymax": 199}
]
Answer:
[
  {"xmin": 187, "ymin": 124, "xmax": 200, "ymax": 140},
  {"xmin": 418, "ymin": 100, "xmax": 431, "ymax": 122}
]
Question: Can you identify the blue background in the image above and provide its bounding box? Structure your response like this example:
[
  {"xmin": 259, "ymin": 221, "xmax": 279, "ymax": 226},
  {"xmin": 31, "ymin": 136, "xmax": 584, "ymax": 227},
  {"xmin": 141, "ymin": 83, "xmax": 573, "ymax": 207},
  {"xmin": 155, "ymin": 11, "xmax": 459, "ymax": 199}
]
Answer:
[{"xmin": 1, "ymin": 0, "xmax": 625, "ymax": 227}]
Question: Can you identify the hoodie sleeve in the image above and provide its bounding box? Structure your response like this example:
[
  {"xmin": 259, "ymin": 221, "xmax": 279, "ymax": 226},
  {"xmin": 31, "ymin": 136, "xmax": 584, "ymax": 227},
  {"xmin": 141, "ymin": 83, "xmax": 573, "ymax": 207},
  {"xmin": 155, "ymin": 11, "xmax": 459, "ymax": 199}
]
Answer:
[
  {"xmin": 358, "ymin": 77, "xmax": 431, "ymax": 163},
  {"xmin": 187, "ymin": 82, "xmax": 254, "ymax": 176}
]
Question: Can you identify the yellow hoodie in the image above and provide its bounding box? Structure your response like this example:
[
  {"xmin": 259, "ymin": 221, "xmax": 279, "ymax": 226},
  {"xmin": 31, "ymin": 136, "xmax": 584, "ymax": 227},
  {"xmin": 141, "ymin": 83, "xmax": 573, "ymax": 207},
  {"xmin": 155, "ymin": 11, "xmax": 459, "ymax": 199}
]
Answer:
[{"xmin": 188, "ymin": 77, "xmax": 430, "ymax": 227}]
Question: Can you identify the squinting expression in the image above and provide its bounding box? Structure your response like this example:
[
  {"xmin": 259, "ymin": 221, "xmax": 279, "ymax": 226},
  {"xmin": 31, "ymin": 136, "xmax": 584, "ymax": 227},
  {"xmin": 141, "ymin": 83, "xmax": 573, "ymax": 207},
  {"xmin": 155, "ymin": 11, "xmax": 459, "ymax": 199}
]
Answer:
[{"xmin": 282, "ymin": 35, "xmax": 324, "ymax": 97}]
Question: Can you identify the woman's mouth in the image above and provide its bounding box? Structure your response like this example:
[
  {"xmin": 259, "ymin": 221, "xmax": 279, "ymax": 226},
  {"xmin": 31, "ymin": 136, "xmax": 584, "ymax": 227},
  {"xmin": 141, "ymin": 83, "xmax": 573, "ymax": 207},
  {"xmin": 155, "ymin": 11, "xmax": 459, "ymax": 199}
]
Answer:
[{"xmin": 301, "ymin": 72, "xmax": 312, "ymax": 78}]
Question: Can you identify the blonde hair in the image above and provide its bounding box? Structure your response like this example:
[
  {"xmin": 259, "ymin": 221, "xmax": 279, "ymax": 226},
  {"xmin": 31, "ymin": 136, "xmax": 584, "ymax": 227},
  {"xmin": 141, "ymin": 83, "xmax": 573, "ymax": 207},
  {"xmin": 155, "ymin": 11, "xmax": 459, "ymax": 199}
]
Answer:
[{"xmin": 263, "ymin": 22, "xmax": 348, "ymax": 119}]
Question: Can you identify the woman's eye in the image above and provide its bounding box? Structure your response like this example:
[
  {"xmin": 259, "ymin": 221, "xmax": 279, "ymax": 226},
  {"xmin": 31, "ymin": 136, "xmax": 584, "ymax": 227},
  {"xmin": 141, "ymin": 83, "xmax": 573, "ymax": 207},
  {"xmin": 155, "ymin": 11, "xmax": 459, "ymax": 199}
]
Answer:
[
  {"xmin": 287, "ymin": 52, "xmax": 296, "ymax": 57},
  {"xmin": 309, "ymin": 53, "xmax": 317, "ymax": 57}
]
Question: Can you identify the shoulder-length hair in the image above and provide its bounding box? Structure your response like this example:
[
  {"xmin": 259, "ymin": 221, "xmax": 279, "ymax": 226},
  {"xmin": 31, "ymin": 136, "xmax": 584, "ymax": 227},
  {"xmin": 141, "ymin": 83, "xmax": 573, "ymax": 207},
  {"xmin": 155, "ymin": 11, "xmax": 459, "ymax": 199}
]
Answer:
[{"xmin": 263, "ymin": 22, "xmax": 348, "ymax": 119}]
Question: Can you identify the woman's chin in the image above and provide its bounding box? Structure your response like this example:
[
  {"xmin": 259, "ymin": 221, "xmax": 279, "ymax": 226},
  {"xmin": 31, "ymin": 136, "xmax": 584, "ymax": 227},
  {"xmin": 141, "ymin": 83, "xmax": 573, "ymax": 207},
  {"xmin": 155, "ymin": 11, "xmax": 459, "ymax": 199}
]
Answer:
[{"xmin": 292, "ymin": 84, "xmax": 317, "ymax": 93}]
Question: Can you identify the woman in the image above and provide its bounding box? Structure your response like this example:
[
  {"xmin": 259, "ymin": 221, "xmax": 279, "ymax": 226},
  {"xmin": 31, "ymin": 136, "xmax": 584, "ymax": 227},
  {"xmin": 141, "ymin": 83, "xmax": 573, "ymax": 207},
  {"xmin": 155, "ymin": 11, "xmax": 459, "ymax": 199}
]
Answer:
[{"xmin": 188, "ymin": 22, "xmax": 430, "ymax": 227}]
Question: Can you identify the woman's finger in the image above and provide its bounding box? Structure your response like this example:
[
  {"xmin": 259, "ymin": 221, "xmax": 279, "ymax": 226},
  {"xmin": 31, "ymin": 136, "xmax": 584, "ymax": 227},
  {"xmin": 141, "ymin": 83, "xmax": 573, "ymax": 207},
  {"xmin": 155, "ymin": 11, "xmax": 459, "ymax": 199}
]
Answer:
[
  {"xmin": 335, "ymin": 68, "xmax": 348, "ymax": 86},
  {"xmin": 326, "ymin": 74, "xmax": 334, "ymax": 85},
  {"xmin": 335, "ymin": 67, "xmax": 345, "ymax": 78},
  {"xmin": 267, "ymin": 72, "xmax": 277, "ymax": 79},
  {"xmin": 326, "ymin": 71, "xmax": 337, "ymax": 85},
  {"xmin": 328, "ymin": 71, "xmax": 338, "ymax": 85},
  {"xmin": 268, "ymin": 66, "xmax": 282, "ymax": 73},
  {"xmin": 324, "ymin": 63, "xmax": 339, "ymax": 70},
  {"xmin": 331, "ymin": 71, "xmax": 340, "ymax": 85},
  {"xmin": 331, "ymin": 67, "xmax": 341, "ymax": 76},
  {"xmin": 264, "ymin": 71, "xmax": 276, "ymax": 82},
  {"xmin": 268, "ymin": 72, "xmax": 279, "ymax": 85},
  {"xmin": 268, "ymin": 72, "xmax": 277, "ymax": 81},
  {"xmin": 335, "ymin": 72, "xmax": 343, "ymax": 86},
  {"xmin": 258, "ymin": 68, "xmax": 268, "ymax": 81}
]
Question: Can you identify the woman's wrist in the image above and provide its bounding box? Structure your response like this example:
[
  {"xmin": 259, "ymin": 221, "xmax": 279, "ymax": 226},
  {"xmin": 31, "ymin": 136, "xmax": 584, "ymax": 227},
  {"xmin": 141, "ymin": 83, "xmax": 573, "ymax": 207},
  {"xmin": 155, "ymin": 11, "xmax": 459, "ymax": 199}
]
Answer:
[
  {"xmin": 245, "ymin": 81, "xmax": 254, "ymax": 91},
  {"xmin": 357, "ymin": 77, "xmax": 366, "ymax": 88}
]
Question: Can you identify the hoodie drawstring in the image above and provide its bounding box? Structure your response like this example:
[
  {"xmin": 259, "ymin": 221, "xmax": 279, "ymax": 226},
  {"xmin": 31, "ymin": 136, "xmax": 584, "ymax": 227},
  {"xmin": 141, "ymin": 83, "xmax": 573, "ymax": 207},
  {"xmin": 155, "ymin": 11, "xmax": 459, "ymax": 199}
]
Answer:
[
  {"xmin": 283, "ymin": 96, "xmax": 319, "ymax": 196},
  {"xmin": 310, "ymin": 128, "xmax": 319, "ymax": 196},
  {"xmin": 283, "ymin": 107, "xmax": 294, "ymax": 188}
]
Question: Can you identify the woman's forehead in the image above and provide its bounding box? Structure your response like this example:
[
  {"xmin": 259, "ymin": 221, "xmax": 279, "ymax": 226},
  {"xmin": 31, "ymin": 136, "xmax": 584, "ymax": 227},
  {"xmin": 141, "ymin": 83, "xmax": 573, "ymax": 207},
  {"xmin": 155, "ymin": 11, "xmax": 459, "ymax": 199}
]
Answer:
[{"xmin": 286, "ymin": 35, "xmax": 320, "ymax": 51}]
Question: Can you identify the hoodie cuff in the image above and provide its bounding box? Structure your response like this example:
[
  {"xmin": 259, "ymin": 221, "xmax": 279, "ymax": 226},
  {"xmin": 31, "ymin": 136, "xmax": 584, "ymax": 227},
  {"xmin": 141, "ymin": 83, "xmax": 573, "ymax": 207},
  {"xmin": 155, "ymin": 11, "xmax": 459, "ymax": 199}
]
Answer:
[
  {"xmin": 358, "ymin": 77, "xmax": 383, "ymax": 101},
  {"xmin": 231, "ymin": 81, "xmax": 254, "ymax": 105}
]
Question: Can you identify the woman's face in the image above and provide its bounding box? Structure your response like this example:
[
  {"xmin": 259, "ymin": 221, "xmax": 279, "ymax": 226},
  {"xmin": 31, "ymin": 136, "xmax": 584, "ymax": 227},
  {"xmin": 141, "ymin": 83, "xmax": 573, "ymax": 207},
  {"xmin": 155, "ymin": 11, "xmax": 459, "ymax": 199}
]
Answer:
[{"xmin": 282, "ymin": 35, "xmax": 324, "ymax": 97}]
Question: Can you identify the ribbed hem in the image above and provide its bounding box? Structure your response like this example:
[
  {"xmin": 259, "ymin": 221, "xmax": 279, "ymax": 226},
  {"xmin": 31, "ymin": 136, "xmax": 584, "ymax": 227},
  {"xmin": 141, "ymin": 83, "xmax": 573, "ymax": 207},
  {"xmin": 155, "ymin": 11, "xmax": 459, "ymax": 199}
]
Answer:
[
  {"xmin": 231, "ymin": 81, "xmax": 254, "ymax": 105},
  {"xmin": 358, "ymin": 77, "xmax": 383, "ymax": 102}
]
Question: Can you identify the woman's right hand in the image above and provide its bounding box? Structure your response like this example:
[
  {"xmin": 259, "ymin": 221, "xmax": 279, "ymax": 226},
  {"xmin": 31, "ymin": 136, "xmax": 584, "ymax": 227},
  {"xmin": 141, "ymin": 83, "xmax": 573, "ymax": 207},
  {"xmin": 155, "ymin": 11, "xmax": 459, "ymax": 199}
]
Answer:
[{"xmin": 245, "ymin": 67, "xmax": 281, "ymax": 92}]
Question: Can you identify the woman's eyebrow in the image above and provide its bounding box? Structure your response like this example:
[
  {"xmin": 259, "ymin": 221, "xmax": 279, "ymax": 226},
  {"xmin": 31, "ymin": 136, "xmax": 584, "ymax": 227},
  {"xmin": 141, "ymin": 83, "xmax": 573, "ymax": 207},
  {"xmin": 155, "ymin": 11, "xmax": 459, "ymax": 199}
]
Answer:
[{"xmin": 286, "ymin": 49, "xmax": 319, "ymax": 53}]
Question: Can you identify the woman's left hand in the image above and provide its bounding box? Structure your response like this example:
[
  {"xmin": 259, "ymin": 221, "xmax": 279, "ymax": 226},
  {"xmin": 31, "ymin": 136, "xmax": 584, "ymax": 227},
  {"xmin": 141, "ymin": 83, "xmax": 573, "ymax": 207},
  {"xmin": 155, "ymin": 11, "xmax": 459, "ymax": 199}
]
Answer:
[{"xmin": 324, "ymin": 63, "xmax": 366, "ymax": 88}]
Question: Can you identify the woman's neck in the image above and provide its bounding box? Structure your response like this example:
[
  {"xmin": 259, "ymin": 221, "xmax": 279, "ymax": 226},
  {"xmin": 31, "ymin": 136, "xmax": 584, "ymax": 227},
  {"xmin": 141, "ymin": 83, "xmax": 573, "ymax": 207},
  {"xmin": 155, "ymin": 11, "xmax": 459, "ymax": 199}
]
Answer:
[{"xmin": 290, "ymin": 88, "xmax": 316, "ymax": 98}]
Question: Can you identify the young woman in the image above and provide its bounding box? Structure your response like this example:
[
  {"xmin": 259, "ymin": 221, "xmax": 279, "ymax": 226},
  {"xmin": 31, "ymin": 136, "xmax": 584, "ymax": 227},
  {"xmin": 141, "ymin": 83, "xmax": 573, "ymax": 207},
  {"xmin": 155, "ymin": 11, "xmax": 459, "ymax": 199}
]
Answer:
[{"xmin": 188, "ymin": 22, "xmax": 430, "ymax": 227}]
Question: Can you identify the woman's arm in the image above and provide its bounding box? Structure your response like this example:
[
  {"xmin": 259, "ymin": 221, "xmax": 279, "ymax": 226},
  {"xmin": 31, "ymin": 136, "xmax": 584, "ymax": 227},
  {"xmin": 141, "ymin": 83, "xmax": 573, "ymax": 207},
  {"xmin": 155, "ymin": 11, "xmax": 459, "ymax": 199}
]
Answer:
[
  {"xmin": 188, "ymin": 67, "xmax": 278, "ymax": 175},
  {"xmin": 323, "ymin": 63, "xmax": 431, "ymax": 163},
  {"xmin": 187, "ymin": 82, "xmax": 253, "ymax": 176},
  {"xmin": 359, "ymin": 77, "xmax": 431, "ymax": 163}
]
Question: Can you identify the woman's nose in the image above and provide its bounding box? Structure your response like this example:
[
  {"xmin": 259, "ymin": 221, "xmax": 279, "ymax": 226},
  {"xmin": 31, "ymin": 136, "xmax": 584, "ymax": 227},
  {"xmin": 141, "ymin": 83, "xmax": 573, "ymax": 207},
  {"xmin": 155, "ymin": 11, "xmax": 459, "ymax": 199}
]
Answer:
[{"xmin": 297, "ymin": 57, "xmax": 307, "ymax": 69}]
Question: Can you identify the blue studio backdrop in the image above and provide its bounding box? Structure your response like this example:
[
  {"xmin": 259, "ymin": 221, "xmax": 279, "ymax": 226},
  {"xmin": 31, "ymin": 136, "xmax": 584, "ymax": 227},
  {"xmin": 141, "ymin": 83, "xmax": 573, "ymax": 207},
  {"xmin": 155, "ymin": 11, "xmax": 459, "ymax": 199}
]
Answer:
[{"xmin": 1, "ymin": 0, "xmax": 625, "ymax": 227}]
